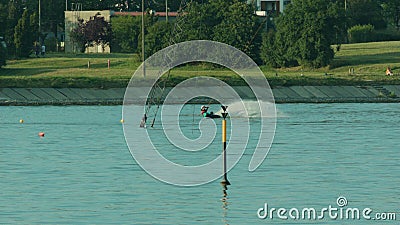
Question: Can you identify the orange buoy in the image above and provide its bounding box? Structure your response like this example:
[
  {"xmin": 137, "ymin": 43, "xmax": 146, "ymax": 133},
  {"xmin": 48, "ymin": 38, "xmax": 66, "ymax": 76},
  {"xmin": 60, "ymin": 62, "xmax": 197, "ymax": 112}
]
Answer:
[
  {"xmin": 19, "ymin": 119, "xmax": 24, "ymax": 123},
  {"xmin": 38, "ymin": 132, "xmax": 45, "ymax": 137}
]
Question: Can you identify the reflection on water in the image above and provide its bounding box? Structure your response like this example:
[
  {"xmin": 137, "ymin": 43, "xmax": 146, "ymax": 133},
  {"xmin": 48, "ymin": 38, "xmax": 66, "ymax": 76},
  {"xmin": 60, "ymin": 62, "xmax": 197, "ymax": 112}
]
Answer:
[{"xmin": 221, "ymin": 183, "xmax": 229, "ymax": 225}]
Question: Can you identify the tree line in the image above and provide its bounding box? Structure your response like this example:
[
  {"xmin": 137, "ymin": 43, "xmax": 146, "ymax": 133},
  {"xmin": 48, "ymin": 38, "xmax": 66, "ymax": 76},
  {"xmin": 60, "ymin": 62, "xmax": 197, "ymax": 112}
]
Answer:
[
  {"xmin": 113, "ymin": 0, "xmax": 400, "ymax": 68},
  {"xmin": 1, "ymin": 0, "xmax": 400, "ymax": 69}
]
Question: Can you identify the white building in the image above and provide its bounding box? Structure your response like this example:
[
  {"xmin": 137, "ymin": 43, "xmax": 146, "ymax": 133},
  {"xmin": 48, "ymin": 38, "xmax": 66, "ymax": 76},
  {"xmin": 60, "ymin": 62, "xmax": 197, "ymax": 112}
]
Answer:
[{"xmin": 65, "ymin": 8, "xmax": 111, "ymax": 53}]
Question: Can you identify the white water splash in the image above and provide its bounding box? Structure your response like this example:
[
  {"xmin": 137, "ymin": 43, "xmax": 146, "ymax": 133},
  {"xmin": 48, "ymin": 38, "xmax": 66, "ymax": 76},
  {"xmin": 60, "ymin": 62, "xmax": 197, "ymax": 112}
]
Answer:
[{"xmin": 216, "ymin": 100, "xmax": 276, "ymax": 118}]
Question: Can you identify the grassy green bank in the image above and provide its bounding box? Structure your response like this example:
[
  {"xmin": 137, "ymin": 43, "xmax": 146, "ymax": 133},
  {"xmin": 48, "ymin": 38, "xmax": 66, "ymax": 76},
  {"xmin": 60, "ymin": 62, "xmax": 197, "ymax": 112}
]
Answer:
[{"xmin": 1, "ymin": 41, "xmax": 400, "ymax": 88}]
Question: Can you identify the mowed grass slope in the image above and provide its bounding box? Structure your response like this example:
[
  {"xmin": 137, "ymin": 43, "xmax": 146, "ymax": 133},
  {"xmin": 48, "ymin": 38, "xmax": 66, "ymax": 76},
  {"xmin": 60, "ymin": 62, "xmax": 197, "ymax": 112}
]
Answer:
[
  {"xmin": 331, "ymin": 41, "xmax": 400, "ymax": 74},
  {"xmin": 0, "ymin": 53, "xmax": 140, "ymax": 88},
  {"xmin": 0, "ymin": 41, "xmax": 399, "ymax": 88}
]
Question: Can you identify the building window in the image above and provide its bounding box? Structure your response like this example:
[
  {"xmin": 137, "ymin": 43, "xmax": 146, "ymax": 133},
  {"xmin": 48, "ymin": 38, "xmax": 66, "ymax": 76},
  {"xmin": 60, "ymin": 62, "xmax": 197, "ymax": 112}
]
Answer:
[
  {"xmin": 261, "ymin": 1, "xmax": 267, "ymax": 11},
  {"xmin": 260, "ymin": 1, "xmax": 277, "ymax": 11}
]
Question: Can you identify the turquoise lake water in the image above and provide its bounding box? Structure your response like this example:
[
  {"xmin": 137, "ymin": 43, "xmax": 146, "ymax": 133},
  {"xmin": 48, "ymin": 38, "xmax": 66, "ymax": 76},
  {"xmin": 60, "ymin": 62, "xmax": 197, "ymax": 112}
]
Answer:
[{"xmin": 0, "ymin": 104, "xmax": 399, "ymax": 224}]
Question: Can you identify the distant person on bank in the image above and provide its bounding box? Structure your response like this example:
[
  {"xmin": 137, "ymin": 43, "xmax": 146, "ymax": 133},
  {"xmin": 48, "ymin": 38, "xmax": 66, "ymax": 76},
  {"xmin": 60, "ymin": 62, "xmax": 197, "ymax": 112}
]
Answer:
[
  {"xmin": 386, "ymin": 67, "xmax": 393, "ymax": 76},
  {"xmin": 41, "ymin": 45, "xmax": 46, "ymax": 56},
  {"xmin": 34, "ymin": 42, "xmax": 40, "ymax": 57}
]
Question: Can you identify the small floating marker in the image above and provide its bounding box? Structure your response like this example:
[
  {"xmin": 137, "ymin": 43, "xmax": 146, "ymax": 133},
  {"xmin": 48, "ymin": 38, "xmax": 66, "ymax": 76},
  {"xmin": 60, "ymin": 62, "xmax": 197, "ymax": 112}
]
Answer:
[
  {"xmin": 38, "ymin": 132, "xmax": 45, "ymax": 137},
  {"xmin": 19, "ymin": 119, "xmax": 24, "ymax": 124},
  {"xmin": 120, "ymin": 119, "xmax": 124, "ymax": 123}
]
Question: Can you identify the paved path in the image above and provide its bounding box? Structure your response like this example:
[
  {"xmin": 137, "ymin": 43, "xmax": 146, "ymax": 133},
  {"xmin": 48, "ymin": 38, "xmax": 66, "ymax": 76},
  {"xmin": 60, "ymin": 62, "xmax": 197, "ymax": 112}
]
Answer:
[{"xmin": 1, "ymin": 86, "xmax": 399, "ymax": 105}]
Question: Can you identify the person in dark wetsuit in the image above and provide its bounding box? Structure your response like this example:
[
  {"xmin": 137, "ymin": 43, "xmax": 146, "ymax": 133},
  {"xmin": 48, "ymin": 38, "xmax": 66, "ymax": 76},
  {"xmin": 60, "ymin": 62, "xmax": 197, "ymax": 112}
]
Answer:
[{"xmin": 200, "ymin": 105, "xmax": 220, "ymax": 118}]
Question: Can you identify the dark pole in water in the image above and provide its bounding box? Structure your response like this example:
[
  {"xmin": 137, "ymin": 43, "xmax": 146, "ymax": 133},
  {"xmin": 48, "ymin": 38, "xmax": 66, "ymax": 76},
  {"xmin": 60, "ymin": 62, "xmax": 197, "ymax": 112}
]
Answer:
[
  {"xmin": 221, "ymin": 105, "xmax": 230, "ymax": 186},
  {"xmin": 141, "ymin": 0, "xmax": 145, "ymax": 78},
  {"xmin": 139, "ymin": 0, "xmax": 146, "ymax": 128}
]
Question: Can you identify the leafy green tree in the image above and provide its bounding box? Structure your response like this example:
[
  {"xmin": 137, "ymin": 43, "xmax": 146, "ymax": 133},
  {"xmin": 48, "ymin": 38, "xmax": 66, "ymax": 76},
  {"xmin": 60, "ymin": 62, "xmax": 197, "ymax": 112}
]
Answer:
[
  {"xmin": 30, "ymin": 10, "xmax": 40, "ymax": 40},
  {"xmin": 347, "ymin": 0, "xmax": 386, "ymax": 29},
  {"xmin": 261, "ymin": 31, "xmax": 279, "ymax": 68},
  {"xmin": 0, "ymin": 2, "xmax": 7, "ymax": 36},
  {"xmin": 111, "ymin": 15, "xmax": 141, "ymax": 53},
  {"xmin": 41, "ymin": 0, "xmax": 66, "ymax": 41},
  {"xmin": 212, "ymin": 0, "xmax": 261, "ymax": 63},
  {"xmin": 137, "ymin": 13, "xmax": 158, "ymax": 58},
  {"xmin": 381, "ymin": 0, "xmax": 400, "ymax": 30},
  {"xmin": 348, "ymin": 24, "xmax": 375, "ymax": 43},
  {"xmin": 179, "ymin": 1, "xmax": 224, "ymax": 42},
  {"xmin": 0, "ymin": 37, "xmax": 7, "ymax": 68},
  {"xmin": 144, "ymin": 21, "xmax": 173, "ymax": 56},
  {"xmin": 14, "ymin": 9, "xmax": 38, "ymax": 58},
  {"xmin": 262, "ymin": 0, "xmax": 345, "ymax": 68},
  {"xmin": 3, "ymin": 1, "xmax": 23, "ymax": 56},
  {"xmin": 71, "ymin": 14, "xmax": 112, "ymax": 52},
  {"xmin": 180, "ymin": 0, "xmax": 262, "ymax": 62},
  {"xmin": 8, "ymin": 0, "xmax": 65, "ymax": 44},
  {"xmin": 70, "ymin": 19, "xmax": 86, "ymax": 52},
  {"xmin": 84, "ymin": 14, "xmax": 112, "ymax": 51}
]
